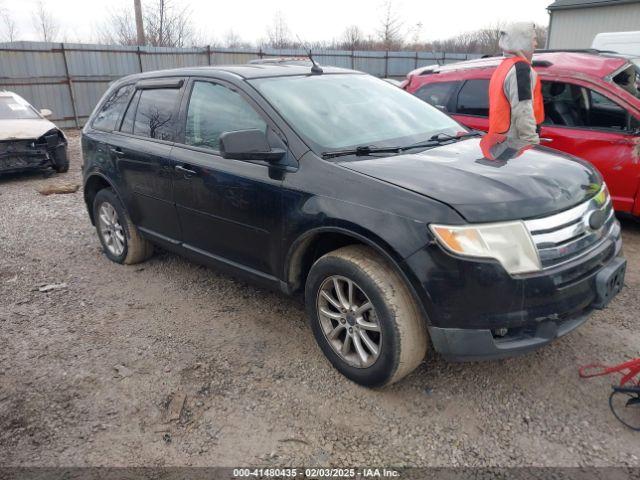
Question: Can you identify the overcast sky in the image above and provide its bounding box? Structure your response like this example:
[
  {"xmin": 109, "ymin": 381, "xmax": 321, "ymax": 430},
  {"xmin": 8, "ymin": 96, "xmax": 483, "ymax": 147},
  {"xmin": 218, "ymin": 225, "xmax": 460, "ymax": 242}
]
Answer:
[{"xmin": 3, "ymin": 0, "xmax": 552, "ymax": 45}]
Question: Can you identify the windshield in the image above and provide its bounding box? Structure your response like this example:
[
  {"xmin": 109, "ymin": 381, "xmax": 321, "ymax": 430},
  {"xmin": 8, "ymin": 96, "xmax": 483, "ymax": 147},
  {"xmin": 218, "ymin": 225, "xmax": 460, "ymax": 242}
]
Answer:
[
  {"xmin": 0, "ymin": 96, "xmax": 40, "ymax": 120},
  {"xmin": 250, "ymin": 74, "xmax": 462, "ymax": 153}
]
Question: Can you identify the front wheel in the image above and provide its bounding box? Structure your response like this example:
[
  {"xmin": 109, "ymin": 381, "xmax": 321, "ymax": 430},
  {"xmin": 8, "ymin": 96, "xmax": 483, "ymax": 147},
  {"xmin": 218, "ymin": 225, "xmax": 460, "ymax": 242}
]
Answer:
[
  {"xmin": 51, "ymin": 145, "xmax": 69, "ymax": 173},
  {"xmin": 305, "ymin": 245, "xmax": 428, "ymax": 387}
]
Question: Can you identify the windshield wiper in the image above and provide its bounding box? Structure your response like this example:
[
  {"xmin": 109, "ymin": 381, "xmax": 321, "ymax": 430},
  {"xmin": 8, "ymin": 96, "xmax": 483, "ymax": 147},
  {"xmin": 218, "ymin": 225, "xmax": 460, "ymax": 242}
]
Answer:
[
  {"xmin": 397, "ymin": 131, "xmax": 483, "ymax": 153},
  {"xmin": 429, "ymin": 131, "xmax": 483, "ymax": 142},
  {"xmin": 322, "ymin": 145, "xmax": 402, "ymax": 159},
  {"xmin": 396, "ymin": 131, "xmax": 484, "ymax": 154},
  {"xmin": 322, "ymin": 131, "xmax": 484, "ymax": 159}
]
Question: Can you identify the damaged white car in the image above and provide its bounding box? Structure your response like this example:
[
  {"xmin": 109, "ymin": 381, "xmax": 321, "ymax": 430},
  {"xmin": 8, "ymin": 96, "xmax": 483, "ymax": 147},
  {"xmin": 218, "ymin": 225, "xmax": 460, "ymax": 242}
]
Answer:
[{"xmin": 0, "ymin": 91, "xmax": 68, "ymax": 174}]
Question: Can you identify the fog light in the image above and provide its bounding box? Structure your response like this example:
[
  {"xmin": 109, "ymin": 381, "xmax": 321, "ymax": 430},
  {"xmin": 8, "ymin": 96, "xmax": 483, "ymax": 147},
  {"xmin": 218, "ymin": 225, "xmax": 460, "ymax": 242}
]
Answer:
[{"xmin": 493, "ymin": 328, "xmax": 508, "ymax": 338}]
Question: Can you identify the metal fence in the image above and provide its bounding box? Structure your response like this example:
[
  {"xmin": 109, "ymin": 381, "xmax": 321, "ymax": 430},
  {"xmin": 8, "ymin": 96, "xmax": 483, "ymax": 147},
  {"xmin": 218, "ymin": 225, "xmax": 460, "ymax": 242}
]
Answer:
[{"xmin": 0, "ymin": 41, "xmax": 482, "ymax": 128}]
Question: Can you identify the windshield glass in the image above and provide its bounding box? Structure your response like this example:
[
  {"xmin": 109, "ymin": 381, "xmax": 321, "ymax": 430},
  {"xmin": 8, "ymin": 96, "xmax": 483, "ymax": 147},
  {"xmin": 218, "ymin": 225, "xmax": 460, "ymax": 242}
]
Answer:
[
  {"xmin": 0, "ymin": 96, "xmax": 40, "ymax": 120},
  {"xmin": 250, "ymin": 74, "xmax": 462, "ymax": 152}
]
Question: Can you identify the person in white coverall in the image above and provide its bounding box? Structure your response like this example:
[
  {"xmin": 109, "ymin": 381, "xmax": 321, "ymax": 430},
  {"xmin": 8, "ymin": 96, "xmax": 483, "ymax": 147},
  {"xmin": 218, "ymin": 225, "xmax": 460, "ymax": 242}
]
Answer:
[{"xmin": 488, "ymin": 23, "xmax": 545, "ymax": 144}]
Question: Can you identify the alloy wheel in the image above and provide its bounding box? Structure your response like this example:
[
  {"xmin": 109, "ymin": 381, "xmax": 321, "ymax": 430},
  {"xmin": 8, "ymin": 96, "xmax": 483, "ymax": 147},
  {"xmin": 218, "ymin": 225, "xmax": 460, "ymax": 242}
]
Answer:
[
  {"xmin": 98, "ymin": 202, "xmax": 126, "ymax": 256},
  {"xmin": 316, "ymin": 275, "xmax": 382, "ymax": 368}
]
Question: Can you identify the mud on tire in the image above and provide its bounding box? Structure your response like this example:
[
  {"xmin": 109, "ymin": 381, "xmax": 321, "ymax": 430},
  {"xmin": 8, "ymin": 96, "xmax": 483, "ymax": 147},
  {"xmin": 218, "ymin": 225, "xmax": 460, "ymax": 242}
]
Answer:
[
  {"xmin": 93, "ymin": 188, "xmax": 153, "ymax": 265},
  {"xmin": 305, "ymin": 245, "xmax": 428, "ymax": 387}
]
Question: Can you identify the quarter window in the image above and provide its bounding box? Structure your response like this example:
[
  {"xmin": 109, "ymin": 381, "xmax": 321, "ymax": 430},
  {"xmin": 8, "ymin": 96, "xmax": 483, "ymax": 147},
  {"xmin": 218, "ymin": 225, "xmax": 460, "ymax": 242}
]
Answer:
[
  {"xmin": 185, "ymin": 81, "xmax": 267, "ymax": 151},
  {"xmin": 456, "ymin": 80, "xmax": 490, "ymax": 117},
  {"xmin": 132, "ymin": 88, "xmax": 180, "ymax": 141},
  {"xmin": 119, "ymin": 90, "xmax": 140, "ymax": 134},
  {"xmin": 92, "ymin": 84, "xmax": 134, "ymax": 131}
]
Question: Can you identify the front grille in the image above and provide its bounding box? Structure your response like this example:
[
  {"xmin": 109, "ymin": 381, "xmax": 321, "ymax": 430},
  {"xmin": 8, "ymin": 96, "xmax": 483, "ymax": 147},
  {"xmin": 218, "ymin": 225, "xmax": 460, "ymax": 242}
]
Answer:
[{"xmin": 524, "ymin": 187, "xmax": 618, "ymax": 269}]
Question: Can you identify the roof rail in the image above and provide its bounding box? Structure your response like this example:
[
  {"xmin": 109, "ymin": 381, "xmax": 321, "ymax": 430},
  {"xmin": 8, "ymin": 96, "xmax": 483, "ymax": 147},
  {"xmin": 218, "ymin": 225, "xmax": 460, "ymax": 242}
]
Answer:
[{"xmin": 534, "ymin": 48, "xmax": 618, "ymax": 55}]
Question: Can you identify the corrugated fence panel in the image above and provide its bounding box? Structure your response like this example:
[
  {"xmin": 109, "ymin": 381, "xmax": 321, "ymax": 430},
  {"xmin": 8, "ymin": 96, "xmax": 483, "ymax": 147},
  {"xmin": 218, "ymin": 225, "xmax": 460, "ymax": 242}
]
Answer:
[
  {"xmin": 313, "ymin": 49, "xmax": 352, "ymax": 69},
  {"xmin": 0, "ymin": 41, "xmax": 479, "ymax": 127},
  {"xmin": 71, "ymin": 80, "xmax": 113, "ymax": 122},
  {"xmin": 65, "ymin": 43, "xmax": 140, "ymax": 78},
  {"xmin": 0, "ymin": 42, "xmax": 66, "ymax": 78},
  {"xmin": 387, "ymin": 51, "xmax": 417, "ymax": 77},
  {"xmin": 211, "ymin": 50, "xmax": 260, "ymax": 65},
  {"xmin": 140, "ymin": 46, "xmax": 209, "ymax": 71},
  {"xmin": 353, "ymin": 50, "xmax": 386, "ymax": 77}
]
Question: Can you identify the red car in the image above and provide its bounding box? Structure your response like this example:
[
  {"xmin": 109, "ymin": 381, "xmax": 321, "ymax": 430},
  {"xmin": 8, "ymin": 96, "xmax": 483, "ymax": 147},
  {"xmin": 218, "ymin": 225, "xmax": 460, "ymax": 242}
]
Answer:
[{"xmin": 402, "ymin": 51, "xmax": 640, "ymax": 217}]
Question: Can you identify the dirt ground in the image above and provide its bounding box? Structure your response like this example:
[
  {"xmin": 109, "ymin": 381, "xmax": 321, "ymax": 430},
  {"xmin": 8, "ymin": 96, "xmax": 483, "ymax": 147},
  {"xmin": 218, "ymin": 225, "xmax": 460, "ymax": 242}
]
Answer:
[{"xmin": 0, "ymin": 129, "xmax": 639, "ymax": 468}]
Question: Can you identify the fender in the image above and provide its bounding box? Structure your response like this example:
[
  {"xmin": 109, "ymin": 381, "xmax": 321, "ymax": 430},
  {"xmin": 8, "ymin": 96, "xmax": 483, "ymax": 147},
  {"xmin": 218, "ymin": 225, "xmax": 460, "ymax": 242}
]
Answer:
[
  {"xmin": 282, "ymin": 225, "xmax": 433, "ymax": 324},
  {"xmin": 83, "ymin": 170, "xmax": 126, "ymax": 225}
]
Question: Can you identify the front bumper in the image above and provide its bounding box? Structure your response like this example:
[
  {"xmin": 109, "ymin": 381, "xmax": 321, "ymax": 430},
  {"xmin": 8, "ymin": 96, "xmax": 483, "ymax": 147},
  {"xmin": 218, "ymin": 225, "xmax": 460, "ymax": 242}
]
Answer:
[
  {"xmin": 429, "ymin": 311, "xmax": 590, "ymax": 361},
  {"xmin": 403, "ymin": 223, "xmax": 625, "ymax": 361},
  {"xmin": 0, "ymin": 134, "xmax": 61, "ymax": 173}
]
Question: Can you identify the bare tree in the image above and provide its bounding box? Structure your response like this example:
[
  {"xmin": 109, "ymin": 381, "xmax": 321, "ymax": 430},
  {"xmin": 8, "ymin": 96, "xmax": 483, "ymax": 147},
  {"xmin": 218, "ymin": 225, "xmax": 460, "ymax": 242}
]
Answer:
[
  {"xmin": 99, "ymin": 8, "xmax": 138, "ymax": 45},
  {"xmin": 477, "ymin": 22, "xmax": 506, "ymax": 55},
  {"xmin": 377, "ymin": 0, "xmax": 404, "ymax": 50},
  {"xmin": 265, "ymin": 11, "xmax": 291, "ymax": 49},
  {"xmin": 0, "ymin": 6, "xmax": 18, "ymax": 42},
  {"xmin": 99, "ymin": 0, "xmax": 198, "ymax": 47},
  {"xmin": 535, "ymin": 25, "xmax": 548, "ymax": 49},
  {"xmin": 31, "ymin": 1, "xmax": 60, "ymax": 42},
  {"xmin": 145, "ymin": 0, "xmax": 196, "ymax": 47},
  {"xmin": 340, "ymin": 25, "xmax": 364, "ymax": 51},
  {"xmin": 222, "ymin": 29, "xmax": 251, "ymax": 49},
  {"xmin": 423, "ymin": 22, "xmax": 528, "ymax": 55}
]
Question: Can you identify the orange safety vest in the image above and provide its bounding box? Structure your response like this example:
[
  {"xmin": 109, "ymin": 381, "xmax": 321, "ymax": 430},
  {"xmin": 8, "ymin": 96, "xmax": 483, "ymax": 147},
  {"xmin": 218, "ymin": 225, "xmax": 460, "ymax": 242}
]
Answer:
[{"xmin": 488, "ymin": 57, "xmax": 544, "ymax": 135}]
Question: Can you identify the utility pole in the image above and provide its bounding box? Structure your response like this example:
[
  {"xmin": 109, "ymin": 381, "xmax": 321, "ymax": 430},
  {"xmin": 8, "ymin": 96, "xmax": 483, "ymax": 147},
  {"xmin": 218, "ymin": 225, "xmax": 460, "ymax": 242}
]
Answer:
[{"xmin": 134, "ymin": 0, "xmax": 145, "ymax": 45}]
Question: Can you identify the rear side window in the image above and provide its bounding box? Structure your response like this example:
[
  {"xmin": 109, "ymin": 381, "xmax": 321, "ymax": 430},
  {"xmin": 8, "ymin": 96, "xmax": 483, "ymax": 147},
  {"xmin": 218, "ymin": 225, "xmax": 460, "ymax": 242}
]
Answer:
[
  {"xmin": 414, "ymin": 81, "xmax": 459, "ymax": 111},
  {"xmin": 133, "ymin": 88, "xmax": 180, "ymax": 141},
  {"xmin": 185, "ymin": 81, "xmax": 267, "ymax": 151},
  {"xmin": 92, "ymin": 85, "xmax": 134, "ymax": 131},
  {"xmin": 456, "ymin": 79, "xmax": 490, "ymax": 117}
]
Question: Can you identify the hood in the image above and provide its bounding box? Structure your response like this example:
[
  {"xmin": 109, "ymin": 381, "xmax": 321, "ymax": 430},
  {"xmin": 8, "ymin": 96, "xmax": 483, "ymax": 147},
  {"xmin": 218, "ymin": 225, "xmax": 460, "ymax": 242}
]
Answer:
[
  {"xmin": 0, "ymin": 119, "xmax": 58, "ymax": 141},
  {"xmin": 337, "ymin": 137, "xmax": 601, "ymax": 223}
]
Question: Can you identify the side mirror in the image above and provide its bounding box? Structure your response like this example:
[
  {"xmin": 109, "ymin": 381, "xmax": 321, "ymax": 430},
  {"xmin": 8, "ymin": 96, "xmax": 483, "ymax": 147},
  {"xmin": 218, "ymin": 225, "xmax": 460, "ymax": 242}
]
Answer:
[
  {"xmin": 40, "ymin": 108, "xmax": 53, "ymax": 118},
  {"xmin": 219, "ymin": 129, "xmax": 285, "ymax": 162}
]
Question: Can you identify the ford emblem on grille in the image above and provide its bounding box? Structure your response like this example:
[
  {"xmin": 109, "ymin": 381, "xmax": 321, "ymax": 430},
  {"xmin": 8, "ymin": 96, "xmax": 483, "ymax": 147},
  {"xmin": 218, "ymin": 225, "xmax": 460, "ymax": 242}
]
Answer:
[{"xmin": 588, "ymin": 209, "xmax": 606, "ymax": 231}]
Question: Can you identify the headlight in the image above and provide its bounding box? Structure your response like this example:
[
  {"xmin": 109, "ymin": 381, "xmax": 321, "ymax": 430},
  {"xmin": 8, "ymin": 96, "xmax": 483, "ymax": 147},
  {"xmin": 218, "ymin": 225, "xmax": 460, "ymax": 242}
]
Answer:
[{"xmin": 430, "ymin": 221, "xmax": 541, "ymax": 274}]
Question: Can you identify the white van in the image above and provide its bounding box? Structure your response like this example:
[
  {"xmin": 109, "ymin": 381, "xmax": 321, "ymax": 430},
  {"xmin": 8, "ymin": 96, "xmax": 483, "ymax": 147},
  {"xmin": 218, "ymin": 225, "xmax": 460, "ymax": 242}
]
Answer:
[{"xmin": 592, "ymin": 31, "xmax": 640, "ymax": 56}]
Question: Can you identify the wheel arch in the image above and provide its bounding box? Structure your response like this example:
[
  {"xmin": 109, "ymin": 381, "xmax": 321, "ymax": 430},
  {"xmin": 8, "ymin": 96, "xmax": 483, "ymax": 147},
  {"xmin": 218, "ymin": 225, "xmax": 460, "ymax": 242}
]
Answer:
[
  {"xmin": 83, "ymin": 173, "xmax": 123, "ymax": 225},
  {"xmin": 283, "ymin": 226, "xmax": 430, "ymax": 322}
]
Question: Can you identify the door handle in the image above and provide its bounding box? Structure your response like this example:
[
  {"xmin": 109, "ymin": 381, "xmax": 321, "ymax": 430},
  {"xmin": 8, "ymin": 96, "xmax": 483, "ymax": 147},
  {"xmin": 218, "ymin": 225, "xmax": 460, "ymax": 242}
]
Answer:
[
  {"xmin": 175, "ymin": 164, "xmax": 197, "ymax": 178},
  {"xmin": 540, "ymin": 137, "xmax": 554, "ymax": 143},
  {"xmin": 110, "ymin": 147, "xmax": 125, "ymax": 157}
]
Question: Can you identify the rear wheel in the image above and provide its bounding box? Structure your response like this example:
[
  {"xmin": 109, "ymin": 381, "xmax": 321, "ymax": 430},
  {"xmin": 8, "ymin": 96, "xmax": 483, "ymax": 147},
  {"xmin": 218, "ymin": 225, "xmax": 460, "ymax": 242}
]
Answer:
[
  {"xmin": 93, "ymin": 188, "xmax": 153, "ymax": 265},
  {"xmin": 305, "ymin": 245, "xmax": 427, "ymax": 387}
]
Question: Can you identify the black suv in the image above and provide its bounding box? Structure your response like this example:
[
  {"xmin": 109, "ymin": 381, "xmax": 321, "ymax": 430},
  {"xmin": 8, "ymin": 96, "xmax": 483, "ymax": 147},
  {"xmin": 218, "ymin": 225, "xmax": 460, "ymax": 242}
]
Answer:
[{"xmin": 82, "ymin": 64, "xmax": 626, "ymax": 387}]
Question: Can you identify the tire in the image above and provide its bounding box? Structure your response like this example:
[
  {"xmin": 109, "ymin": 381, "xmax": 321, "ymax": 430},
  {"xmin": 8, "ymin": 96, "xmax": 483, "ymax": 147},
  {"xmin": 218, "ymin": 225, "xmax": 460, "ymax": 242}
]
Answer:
[
  {"xmin": 51, "ymin": 145, "xmax": 69, "ymax": 173},
  {"xmin": 93, "ymin": 188, "xmax": 153, "ymax": 265},
  {"xmin": 305, "ymin": 245, "xmax": 427, "ymax": 387}
]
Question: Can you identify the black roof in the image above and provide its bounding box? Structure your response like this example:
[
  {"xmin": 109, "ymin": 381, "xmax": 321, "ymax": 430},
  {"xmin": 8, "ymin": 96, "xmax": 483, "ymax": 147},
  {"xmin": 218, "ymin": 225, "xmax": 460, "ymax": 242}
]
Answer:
[
  {"xmin": 128, "ymin": 64, "xmax": 357, "ymax": 81},
  {"xmin": 548, "ymin": 0, "xmax": 640, "ymax": 10}
]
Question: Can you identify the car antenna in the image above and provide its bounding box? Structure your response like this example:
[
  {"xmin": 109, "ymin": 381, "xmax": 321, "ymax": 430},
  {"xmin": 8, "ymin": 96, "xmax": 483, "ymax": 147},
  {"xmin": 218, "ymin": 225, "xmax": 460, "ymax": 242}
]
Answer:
[
  {"xmin": 296, "ymin": 34, "xmax": 323, "ymax": 75},
  {"xmin": 308, "ymin": 50, "xmax": 323, "ymax": 75}
]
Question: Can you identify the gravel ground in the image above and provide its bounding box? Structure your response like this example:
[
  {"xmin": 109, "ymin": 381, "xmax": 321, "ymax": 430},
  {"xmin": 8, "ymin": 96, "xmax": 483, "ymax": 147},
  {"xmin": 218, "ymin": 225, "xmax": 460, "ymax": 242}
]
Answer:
[{"xmin": 0, "ymin": 129, "xmax": 639, "ymax": 467}]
